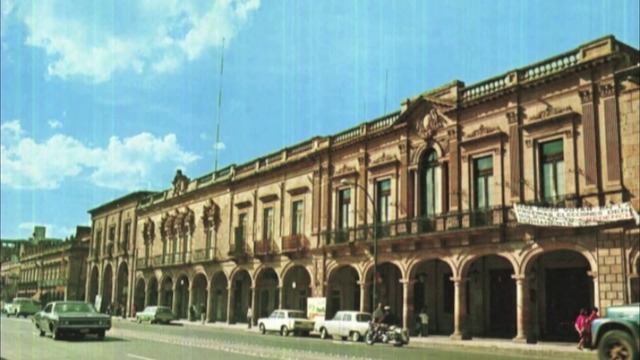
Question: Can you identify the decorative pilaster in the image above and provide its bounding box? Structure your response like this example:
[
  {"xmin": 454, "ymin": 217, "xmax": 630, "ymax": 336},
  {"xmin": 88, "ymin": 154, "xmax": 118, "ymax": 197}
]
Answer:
[
  {"xmin": 250, "ymin": 286, "xmax": 257, "ymax": 325},
  {"xmin": 205, "ymin": 286, "xmax": 212, "ymax": 323},
  {"xmin": 278, "ymin": 286, "xmax": 284, "ymax": 311},
  {"xmin": 599, "ymin": 83, "xmax": 622, "ymax": 184},
  {"xmin": 450, "ymin": 277, "xmax": 469, "ymax": 340},
  {"xmin": 171, "ymin": 285, "xmax": 179, "ymax": 316},
  {"xmin": 507, "ymin": 111, "xmax": 521, "ymax": 199},
  {"xmin": 579, "ymin": 87, "xmax": 599, "ymax": 187}
]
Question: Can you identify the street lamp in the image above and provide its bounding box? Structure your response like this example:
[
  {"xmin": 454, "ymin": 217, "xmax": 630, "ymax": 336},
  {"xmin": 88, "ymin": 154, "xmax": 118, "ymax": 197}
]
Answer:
[{"xmin": 340, "ymin": 178, "xmax": 378, "ymax": 310}]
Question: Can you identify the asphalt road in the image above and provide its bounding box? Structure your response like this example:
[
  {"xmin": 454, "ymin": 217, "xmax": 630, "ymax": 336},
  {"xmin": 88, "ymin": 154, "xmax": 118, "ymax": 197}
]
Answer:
[{"xmin": 1, "ymin": 315, "xmax": 591, "ymax": 360}]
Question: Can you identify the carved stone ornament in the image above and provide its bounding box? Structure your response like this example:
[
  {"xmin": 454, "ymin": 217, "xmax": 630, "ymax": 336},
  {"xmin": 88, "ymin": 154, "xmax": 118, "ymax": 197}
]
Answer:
[
  {"xmin": 143, "ymin": 218, "xmax": 155, "ymax": 245},
  {"xmin": 334, "ymin": 163, "xmax": 357, "ymax": 176},
  {"xmin": 160, "ymin": 213, "xmax": 172, "ymax": 239},
  {"xmin": 465, "ymin": 124, "xmax": 500, "ymax": 139},
  {"xmin": 506, "ymin": 111, "xmax": 518, "ymax": 125},
  {"xmin": 578, "ymin": 89, "xmax": 593, "ymax": 104},
  {"xmin": 371, "ymin": 153, "xmax": 396, "ymax": 166},
  {"xmin": 599, "ymin": 83, "xmax": 615, "ymax": 98},
  {"xmin": 172, "ymin": 169, "xmax": 190, "ymax": 196},
  {"xmin": 416, "ymin": 108, "xmax": 446, "ymax": 139},
  {"xmin": 530, "ymin": 106, "xmax": 573, "ymax": 121},
  {"xmin": 202, "ymin": 199, "xmax": 221, "ymax": 232}
]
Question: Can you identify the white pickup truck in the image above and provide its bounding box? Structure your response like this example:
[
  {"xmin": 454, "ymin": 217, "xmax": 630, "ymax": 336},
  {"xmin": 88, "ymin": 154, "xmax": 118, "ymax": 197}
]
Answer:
[
  {"xmin": 314, "ymin": 310, "xmax": 372, "ymax": 342},
  {"xmin": 257, "ymin": 309, "xmax": 315, "ymax": 336}
]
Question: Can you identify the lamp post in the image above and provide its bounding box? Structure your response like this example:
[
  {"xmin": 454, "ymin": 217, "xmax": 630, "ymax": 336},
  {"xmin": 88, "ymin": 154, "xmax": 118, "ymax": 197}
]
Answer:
[{"xmin": 340, "ymin": 178, "xmax": 378, "ymax": 310}]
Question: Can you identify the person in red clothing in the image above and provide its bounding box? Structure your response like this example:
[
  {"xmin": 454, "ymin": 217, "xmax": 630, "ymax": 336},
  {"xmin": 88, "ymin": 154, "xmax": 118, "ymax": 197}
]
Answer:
[
  {"xmin": 574, "ymin": 308, "xmax": 589, "ymax": 350},
  {"xmin": 584, "ymin": 307, "xmax": 599, "ymax": 349}
]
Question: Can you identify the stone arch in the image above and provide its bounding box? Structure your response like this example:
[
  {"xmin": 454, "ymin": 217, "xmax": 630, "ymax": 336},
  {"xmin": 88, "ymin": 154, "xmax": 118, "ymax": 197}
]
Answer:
[
  {"xmin": 521, "ymin": 246, "xmax": 595, "ymax": 341},
  {"xmin": 210, "ymin": 271, "xmax": 228, "ymax": 322},
  {"xmin": 254, "ymin": 265, "xmax": 280, "ymax": 288},
  {"xmin": 411, "ymin": 141, "xmax": 446, "ymax": 166},
  {"xmin": 519, "ymin": 242, "xmax": 597, "ymax": 276},
  {"xmin": 255, "ymin": 267, "xmax": 279, "ymax": 319},
  {"xmin": 228, "ymin": 269, "xmax": 251, "ymax": 324},
  {"xmin": 159, "ymin": 275, "xmax": 174, "ymax": 308},
  {"xmin": 116, "ymin": 261, "xmax": 129, "ymax": 314},
  {"xmin": 147, "ymin": 276, "xmax": 159, "ymax": 306},
  {"xmin": 175, "ymin": 273, "xmax": 190, "ymax": 319},
  {"xmin": 325, "ymin": 262, "xmax": 362, "ymax": 284},
  {"xmin": 457, "ymin": 249, "xmax": 519, "ymax": 279},
  {"xmin": 364, "ymin": 261, "xmax": 403, "ymax": 325},
  {"xmin": 282, "ymin": 264, "xmax": 312, "ymax": 313},
  {"xmin": 134, "ymin": 277, "xmax": 145, "ymax": 312},
  {"xmin": 326, "ymin": 264, "xmax": 361, "ymax": 318},
  {"xmin": 88, "ymin": 265, "xmax": 99, "ymax": 305},
  {"xmin": 101, "ymin": 263, "xmax": 114, "ymax": 313},
  {"xmin": 405, "ymin": 253, "xmax": 455, "ymax": 280}
]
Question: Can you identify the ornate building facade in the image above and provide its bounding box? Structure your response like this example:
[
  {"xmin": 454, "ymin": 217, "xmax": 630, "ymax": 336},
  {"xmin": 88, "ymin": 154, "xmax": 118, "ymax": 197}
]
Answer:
[{"xmin": 88, "ymin": 36, "xmax": 639, "ymax": 343}]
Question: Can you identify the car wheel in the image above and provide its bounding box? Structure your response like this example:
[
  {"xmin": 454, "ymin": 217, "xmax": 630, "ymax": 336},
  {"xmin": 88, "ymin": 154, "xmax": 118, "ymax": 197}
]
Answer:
[
  {"xmin": 351, "ymin": 332, "xmax": 361, "ymax": 342},
  {"xmin": 259, "ymin": 324, "xmax": 266, "ymax": 335},
  {"xmin": 320, "ymin": 328, "xmax": 328, "ymax": 340},
  {"xmin": 37, "ymin": 324, "xmax": 45, "ymax": 337},
  {"xmin": 97, "ymin": 330, "xmax": 105, "ymax": 340},
  {"xmin": 281, "ymin": 326, "xmax": 289, "ymax": 337},
  {"xmin": 365, "ymin": 331, "xmax": 375, "ymax": 346},
  {"xmin": 598, "ymin": 330, "xmax": 637, "ymax": 360},
  {"xmin": 51, "ymin": 327, "xmax": 61, "ymax": 341}
]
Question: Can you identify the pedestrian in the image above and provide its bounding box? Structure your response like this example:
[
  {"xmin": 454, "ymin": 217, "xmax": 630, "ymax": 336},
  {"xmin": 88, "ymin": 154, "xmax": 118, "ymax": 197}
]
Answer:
[
  {"xmin": 372, "ymin": 303, "xmax": 384, "ymax": 324},
  {"xmin": 418, "ymin": 306, "xmax": 429, "ymax": 337},
  {"xmin": 574, "ymin": 308, "xmax": 588, "ymax": 350},
  {"xmin": 199, "ymin": 303, "xmax": 206, "ymax": 325},
  {"xmin": 585, "ymin": 307, "xmax": 599, "ymax": 349},
  {"xmin": 189, "ymin": 304, "xmax": 196, "ymax": 322},
  {"xmin": 121, "ymin": 303, "xmax": 126, "ymax": 319},
  {"xmin": 246, "ymin": 306, "xmax": 253, "ymax": 329},
  {"xmin": 132, "ymin": 303, "xmax": 138, "ymax": 317}
]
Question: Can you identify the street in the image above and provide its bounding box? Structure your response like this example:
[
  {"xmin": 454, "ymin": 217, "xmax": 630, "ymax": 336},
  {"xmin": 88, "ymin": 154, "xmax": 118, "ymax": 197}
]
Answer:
[{"xmin": 1, "ymin": 315, "xmax": 593, "ymax": 360}]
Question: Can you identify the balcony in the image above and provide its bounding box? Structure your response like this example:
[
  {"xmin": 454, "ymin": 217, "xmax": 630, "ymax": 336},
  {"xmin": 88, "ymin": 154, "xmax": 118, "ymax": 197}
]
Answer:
[
  {"xmin": 151, "ymin": 255, "xmax": 163, "ymax": 267},
  {"xmin": 282, "ymin": 235, "xmax": 309, "ymax": 255},
  {"xmin": 254, "ymin": 239, "xmax": 274, "ymax": 256},
  {"xmin": 193, "ymin": 248, "xmax": 215, "ymax": 262},
  {"xmin": 323, "ymin": 208, "xmax": 508, "ymax": 247},
  {"xmin": 228, "ymin": 228, "xmax": 248, "ymax": 261},
  {"xmin": 136, "ymin": 257, "xmax": 150, "ymax": 270},
  {"xmin": 39, "ymin": 278, "xmax": 67, "ymax": 287}
]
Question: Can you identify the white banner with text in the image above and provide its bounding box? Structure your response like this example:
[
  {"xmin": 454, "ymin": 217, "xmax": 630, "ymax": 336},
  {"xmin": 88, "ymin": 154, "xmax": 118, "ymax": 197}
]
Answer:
[{"xmin": 514, "ymin": 202, "xmax": 640, "ymax": 227}]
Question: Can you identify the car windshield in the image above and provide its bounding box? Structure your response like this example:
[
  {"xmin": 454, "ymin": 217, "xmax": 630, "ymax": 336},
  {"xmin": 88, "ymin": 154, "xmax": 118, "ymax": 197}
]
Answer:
[
  {"xmin": 288, "ymin": 311, "xmax": 307, "ymax": 319},
  {"xmin": 356, "ymin": 314, "xmax": 372, "ymax": 322},
  {"xmin": 56, "ymin": 303, "xmax": 97, "ymax": 313}
]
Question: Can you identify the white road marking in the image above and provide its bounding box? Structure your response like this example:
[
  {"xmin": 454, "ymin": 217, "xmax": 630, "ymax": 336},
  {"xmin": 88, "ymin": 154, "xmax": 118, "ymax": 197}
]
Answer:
[{"xmin": 127, "ymin": 354, "xmax": 156, "ymax": 360}]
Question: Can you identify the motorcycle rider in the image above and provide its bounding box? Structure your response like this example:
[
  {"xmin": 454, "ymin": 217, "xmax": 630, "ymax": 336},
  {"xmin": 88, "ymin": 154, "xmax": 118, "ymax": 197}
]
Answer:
[{"xmin": 382, "ymin": 306, "xmax": 396, "ymax": 326}]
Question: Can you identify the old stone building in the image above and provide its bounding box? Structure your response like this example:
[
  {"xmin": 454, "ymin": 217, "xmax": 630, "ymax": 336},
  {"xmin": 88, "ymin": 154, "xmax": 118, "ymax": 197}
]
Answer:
[
  {"xmin": 10, "ymin": 226, "xmax": 91, "ymax": 304},
  {"xmin": 88, "ymin": 35, "xmax": 639, "ymax": 343},
  {"xmin": 85, "ymin": 191, "xmax": 155, "ymax": 315}
]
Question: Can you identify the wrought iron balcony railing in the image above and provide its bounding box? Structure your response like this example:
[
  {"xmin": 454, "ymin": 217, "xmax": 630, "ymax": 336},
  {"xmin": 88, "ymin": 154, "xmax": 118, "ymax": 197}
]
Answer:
[
  {"xmin": 254, "ymin": 239, "xmax": 274, "ymax": 256},
  {"xmin": 282, "ymin": 235, "xmax": 309, "ymax": 253}
]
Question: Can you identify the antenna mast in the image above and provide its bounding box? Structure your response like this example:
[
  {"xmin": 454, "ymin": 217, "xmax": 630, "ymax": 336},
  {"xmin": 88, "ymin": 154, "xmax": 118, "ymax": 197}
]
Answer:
[{"xmin": 214, "ymin": 38, "xmax": 225, "ymax": 174}]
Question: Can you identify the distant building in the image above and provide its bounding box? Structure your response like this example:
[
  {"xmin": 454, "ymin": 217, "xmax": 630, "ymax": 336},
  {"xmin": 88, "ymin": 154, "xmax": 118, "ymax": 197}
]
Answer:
[
  {"xmin": 3, "ymin": 226, "xmax": 91, "ymax": 303},
  {"xmin": 0, "ymin": 261, "xmax": 21, "ymax": 302}
]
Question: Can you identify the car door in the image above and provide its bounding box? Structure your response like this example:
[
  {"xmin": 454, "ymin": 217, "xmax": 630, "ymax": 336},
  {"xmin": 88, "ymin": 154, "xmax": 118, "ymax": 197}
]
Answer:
[
  {"xmin": 40, "ymin": 304, "xmax": 53, "ymax": 333},
  {"xmin": 328, "ymin": 313, "xmax": 342, "ymax": 336},
  {"xmin": 340, "ymin": 313, "xmax": 353, "ymax": 337}
]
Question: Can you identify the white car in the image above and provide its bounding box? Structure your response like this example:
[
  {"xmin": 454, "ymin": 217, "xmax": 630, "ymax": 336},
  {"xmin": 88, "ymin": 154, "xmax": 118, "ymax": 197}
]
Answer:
[
  {"xmin": 315, "ymin": 311, "xmax": 372, "ymax": 342},
  {"xmin": 257, "ymin": 309, "xmax": 315, "ymax": 336}
]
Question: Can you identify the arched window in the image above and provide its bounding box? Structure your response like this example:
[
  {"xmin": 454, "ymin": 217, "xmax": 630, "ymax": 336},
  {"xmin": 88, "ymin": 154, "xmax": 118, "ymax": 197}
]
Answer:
[{"xmin": 420, "ymin": 150, "xmax": 442, "ymax": 217}]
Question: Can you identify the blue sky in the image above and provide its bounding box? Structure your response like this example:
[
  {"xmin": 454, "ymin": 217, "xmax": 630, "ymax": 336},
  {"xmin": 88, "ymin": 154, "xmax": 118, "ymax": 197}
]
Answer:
[{"xmin": 1, "ymin": 0, "xmax": 638, "ymax": 239}]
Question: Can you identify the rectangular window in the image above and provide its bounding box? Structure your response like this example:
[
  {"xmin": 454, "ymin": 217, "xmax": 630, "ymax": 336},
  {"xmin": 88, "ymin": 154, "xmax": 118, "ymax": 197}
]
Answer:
[
  {"xmin": 540, "ymin": 139, "xmax": 565, "ymax": 202},
  {"xmin": 263, "ymin": 207, "xmax": 274, "ymax": 240},
  {"xmin": 108, "ymin": 225, "xmax": 116, "ymax": 242},
  {"xmin": 474, "ymin": 156, "xmax": 493, "ymax": 209},
  {"xmin": 338, "ymin": 189, "xmax": 351, "ymax": 229},
  {"xmin": 376, "ymin": 179, "xmax": 391, "ymax": 223},
  {"xmin": 95, "ymin": 230, "xmax": 102, "ymax": 255},
  {"xmin": 292, "ymin": 201, "xmax": 304, "ymax": 235},
  {"xmin": 123, "ymin": 222, "xmax": 131, "ymax": 250}
]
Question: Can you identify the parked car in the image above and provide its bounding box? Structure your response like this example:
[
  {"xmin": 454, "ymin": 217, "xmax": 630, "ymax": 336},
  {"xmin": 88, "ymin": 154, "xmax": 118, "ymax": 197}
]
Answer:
[
  {"xmin": 591, "ymin": 303, "xmax": 639, "ymax": 360},
  {"xmin": 135, "ymin": 306, "xmax": 176, "ymax": 324},
  {"xmin": 33, "ymin": 301, "xmax": 111, "ymax": 340},
  {"xmin": 315, "ymin": 311, "xmax": 372, "ymax": 342},
  {"xmin": 257, "ymin": 309, "xmax": 315, "ymax": 336},
  {"xmin": 6, "ymin": 297, "xmax": 40, "ymax": 318}
]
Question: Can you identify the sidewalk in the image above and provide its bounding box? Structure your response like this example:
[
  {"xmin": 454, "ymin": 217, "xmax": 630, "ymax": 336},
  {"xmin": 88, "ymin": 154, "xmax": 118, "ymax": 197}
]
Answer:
[{"xmin": 116, "ymin": 317, "xmax": 596, "ymax": 358}]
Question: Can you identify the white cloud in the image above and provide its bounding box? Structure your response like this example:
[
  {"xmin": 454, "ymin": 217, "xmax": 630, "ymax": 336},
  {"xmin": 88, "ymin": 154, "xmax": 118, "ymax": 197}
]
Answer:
[
  {"xmin": 199, "ymin": 132, "xmax": 208, "ymax": 140},
  {"xmin": 47, "ymin": 119, "xmax": 62, "ymax": 129},
  {"xmin": 10, "ymin": 0, "xmax": 261, "ymax": 83},
  {"xmin": 1, "ymin": 119, "xmax": 199, "ymax": 190},
  {"xmin": 214, "ymin": 142, "xmax": 226, "ymax": 150}
]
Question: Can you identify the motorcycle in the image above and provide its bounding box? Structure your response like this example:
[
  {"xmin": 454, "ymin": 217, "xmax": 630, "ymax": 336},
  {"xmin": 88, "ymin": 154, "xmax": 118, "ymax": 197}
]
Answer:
[{"xmin": 365, "ymin": 322, "xmax": 410, "ymax": 347}]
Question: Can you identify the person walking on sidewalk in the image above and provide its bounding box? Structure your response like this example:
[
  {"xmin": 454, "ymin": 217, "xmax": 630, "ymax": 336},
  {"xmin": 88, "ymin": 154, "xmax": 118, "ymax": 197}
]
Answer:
[
  {"xmin": 199, "ymin": 303, "xmax": 206, "ymax": 325},
  {"xmin": 246, "ymin": 306, "xmax": 253, "ymax": 329},
  {"xmin": 418, "ymin": 306, "xmax": 429, "ymax": 337}
]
